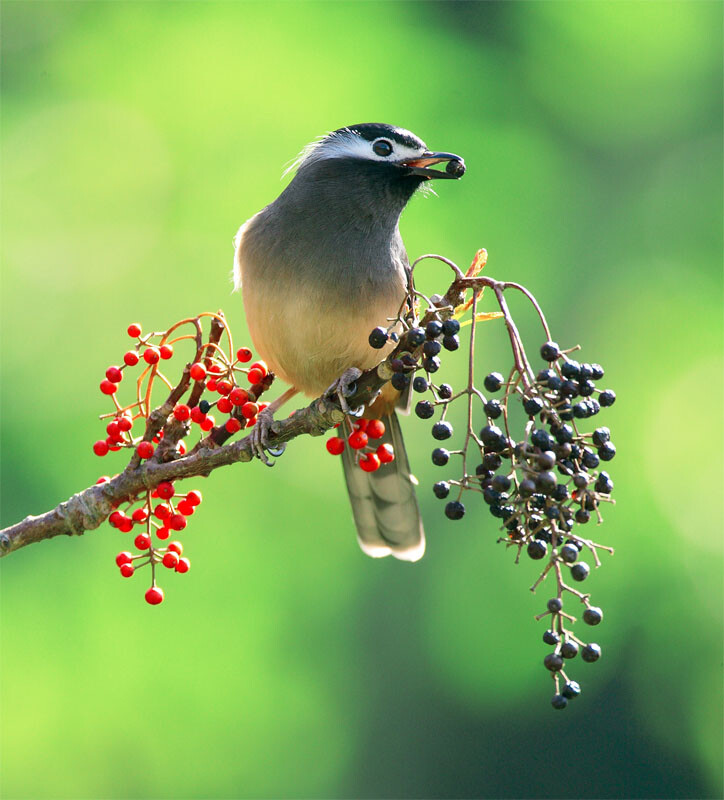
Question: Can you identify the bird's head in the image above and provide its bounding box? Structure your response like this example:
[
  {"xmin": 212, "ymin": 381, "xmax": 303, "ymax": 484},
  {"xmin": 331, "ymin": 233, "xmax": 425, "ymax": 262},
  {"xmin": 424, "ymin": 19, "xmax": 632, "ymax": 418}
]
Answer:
[{"xmin": 290, "ymin": 123, "xmax": 466, "ymax": 184}]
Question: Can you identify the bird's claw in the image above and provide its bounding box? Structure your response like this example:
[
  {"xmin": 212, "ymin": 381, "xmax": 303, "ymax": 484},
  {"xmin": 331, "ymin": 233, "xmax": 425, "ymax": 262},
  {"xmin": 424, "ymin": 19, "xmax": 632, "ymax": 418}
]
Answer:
[
  {"xmin": 250, "ymin": 407, "xmax": 278, "ymax": 466},
  {"xmin": 325, "ymin": 367, "xmax": 363, "ymax": 415}
]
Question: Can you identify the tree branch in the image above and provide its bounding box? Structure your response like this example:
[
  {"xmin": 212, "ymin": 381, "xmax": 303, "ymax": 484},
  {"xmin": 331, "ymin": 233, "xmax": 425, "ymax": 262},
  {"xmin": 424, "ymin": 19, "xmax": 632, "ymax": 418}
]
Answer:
[{"xmin": 0, "ymin": 265, "xmax": 521, "ymax": 559}]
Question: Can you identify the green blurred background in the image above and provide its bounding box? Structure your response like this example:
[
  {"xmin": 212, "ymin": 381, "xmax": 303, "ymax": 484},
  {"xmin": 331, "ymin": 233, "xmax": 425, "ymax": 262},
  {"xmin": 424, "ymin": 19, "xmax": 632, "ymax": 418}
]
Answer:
[{"xmin": 2, "ymin": 2, "xmax": 722, "ymax": 798}]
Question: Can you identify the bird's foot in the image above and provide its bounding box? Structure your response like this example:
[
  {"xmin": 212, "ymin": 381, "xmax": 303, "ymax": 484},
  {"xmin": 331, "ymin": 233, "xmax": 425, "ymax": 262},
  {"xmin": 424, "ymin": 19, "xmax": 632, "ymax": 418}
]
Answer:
[
  {"xmin": 325, "ymin": 367, "xmax": 363, "ymax": 415},
  {"xmin": 249, "ymin": 407, "xmax": 285, "ymax": 466}
]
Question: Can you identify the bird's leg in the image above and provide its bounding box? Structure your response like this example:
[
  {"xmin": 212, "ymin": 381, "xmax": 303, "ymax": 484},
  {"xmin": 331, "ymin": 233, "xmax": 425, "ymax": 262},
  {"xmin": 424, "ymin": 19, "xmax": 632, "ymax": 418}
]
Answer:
[
  {"xmin": 324, "ymin": 367, "xmax": 363, "ymax": 415},
  {"xmin": 250, "ymin": 386, "xmax": 299, "ymax": 465}
]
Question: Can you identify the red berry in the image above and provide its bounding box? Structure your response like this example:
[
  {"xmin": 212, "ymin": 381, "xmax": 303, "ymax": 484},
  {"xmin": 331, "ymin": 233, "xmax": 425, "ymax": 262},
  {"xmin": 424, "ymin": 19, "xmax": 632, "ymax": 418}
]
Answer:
[
  {"xmin": 186, "ymin": 490, "xmax": 202, "ymax": 506},
  {"xmin": 348, "ymin": 430, "xmax": 368, "ymax": 450},
  {"xmin": 355, "ymin": 418, "xmax": 369, "ymax": 432},
  {"xmin": 246, "ymin": 416, "xmax": 258, "ymax": 428},
  {"xmin": 95, "ymin": 475, "xmax": 110, "ymax": 484},
  {"xmin": 206, "ymin": 379, "xmax": 218, "ymax": 392},
  {"xmin": 175, "ymin": 557, "xmax": 191, "ymax": 574},
  {"xmin": 118, "ymin": 517, "xmax": 134, "ymax": 533},
  {"xmin": 145, "ymin": 586, "xmax": 164, "ymax": 605},
  {"xmin": 120, "ymin": 563, "xmax": 135, "ymax": 578},
  {"xmin": 377, "ymin": 443, "xmax": 395, "ymax": 463},
  {"xmin": 217, "ymin": 397, "xmax": 233, "ymax": 414},
  {"xmin": 93, "ymin": 440, "xmax": 109, "ymax": 456},
  {"xmin": 162, "ymin": 551, "xmax": 179, "ymax": 569},
  {"xmin": 156, "ymin": 526, "xmax": 170, "ymax": 540},
  {"xmin": 157, "ymin": 481, "xmax": 175, "ymax": 500},
  {"xmin": 190, "ymin": 406, "xmax": 206, "ymax": 424},
  {"xmin": 230, "ymin": 387, "xmax": 249, "ymax": 406},
  {"xmin": 326, "ymin": 436, "xmax": 345, "ymax": 455},
  {"xmin": 154, "ymin": 503, "xmax": 171, "ymax": 520},
  {"xmin": 159, "ymin": 344, "xmax": 174, "ymax": 360},
  {"xmin": 136, "ymin": 441, "xmax": 154, "ymax": 459},
  {"xmin": 240, "ymin": 402, "xmax": 258, "ymax": 419},
  {"xmin": 247, "ymin": 369, "xmax": 264, "ymax": 384},
  {"xmin": 118, "ymin": 415, "xmax": 133, "ymax": 432},
  {"xmin": 177, "ymin": 440, "xmax": 187, "ymax": 455},
  {"xmin": 250, "ymin": 360, "xmax": 268, "ymax": 377},
  {"xmin": 225, "ymin": 417, "xmax": 242, "ymax": 434},
  {"xmin": 217, "ymin": 380, "xmax": 233, "ymax": 395},
  {"xmin": 105, "ymin": 366, "xmax": 123, "ymax": 383},
  {"xmin": 366, "ymin": 419, "xmax": 386, "ymax": 440},
  {"xmin": 236, "ymin": 347, "xmax": 253, "ymax": 363},
  {"xmin": 167, "ymin": 541, "xmax": 183, "ymax": 555},
  {"xmin": 190, "ymin": 363, "xmax": 206, "ymax": 381},
  {"xmin": 143, "ymin": 347, "xmax": 160, "ymax": 364},
  {"xmin": 100, "ymin": 379, "xmax": 117, "ymax": 395},
  {"xmin": 208, "ymin": 362, "xmax": 223, "ymax": 375},
  {"xmin": 173, "ymin": 404, "xmax": 191, "ymax": 421},
  {"xmin": 176, "ymin": 499, "xmax": 194, "ymax": 516},
  {"xmin": 115, "ymin": 551, "xmax": 133, "ymax": 566},
  {"xmin": 132, "ymin": 508, "xmax": 148, "ymax": 523},
  {"xmin": 127, "ymin": 323, "xmax": 142, "ymax": 338},
  {"xmin": 360, "ymin": 453, "xmax": 381, "ymax": 472},
  {"xmin": 123, "ymin": 351, "xmax": 139, "ymax": 366},
  {"xmin": 134, "ymin": 533, "xmax": 151, "ymax": 550},
  {"xmin": 200, "ymin": 415, "xmax": 215, "ymax": 431},
  {"xmin": 109, "ymin": 510, "xmax": 124, "ymax": 528},
  {"xmin": 169, "ymin": 514, "xmax": 187, "ymax": 531},
  {"xmin": 106, "ymin": 420, "xmax": 121, "ymax": 437}
]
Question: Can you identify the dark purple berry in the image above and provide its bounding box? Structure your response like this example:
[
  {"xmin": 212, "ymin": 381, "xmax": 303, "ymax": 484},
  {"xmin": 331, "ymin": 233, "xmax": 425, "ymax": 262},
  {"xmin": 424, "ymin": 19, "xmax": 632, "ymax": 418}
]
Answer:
[
  {"xmin": 562, "ymin": 680, "xmax": 581, "ymax": 698},
  {"xmin": 599, "ymin": 389, "xmax": 616, "ymax": 407},
  {"xmin": 540, "ymin": 341, "xmax": 561, "ymax": 361},
  {"xmin": 571, "ymin": 562, "xmax": 590, "ymax": 582},
  {"xmin": 368, "ymin": 327, "xmax": 388, "ymax": 349},
  {"xmin": 527, "ymin": 540, "xmax": 547, "ymax": 560},
  {"xmin": 561, "ymin": 640, "xmax": 579, "ymax": 659},
  {"xmin": 433, "ymin": 481, "xmax": 450, "ymax": 499},
  {"xmin": 432, "ymin": 421, "xmax": 453, "ymax": 440},
  {"xmin": 551, "ymin": 694, "xmax": 568, "ymax": 710},
  {"xmin": 445, "ymin": 501, "xmax": 465, "ymax": 520},
  {"xmin": 583, "ymin": 606, "xmax": 603, "ymax": 626},
  {"xmin": 415, "ymin": 400, "xmax": 434, "ymax": 420},
  {"xmin": 484, "ymin": 372, "xmax": 504, "ymax": 392},
  {"xmin": 582, "ymin": 643, "xmax": 601, "ymax": 662},
  {"xmin": 431, "ymin": 448, "xmax": 450, "ymax": 466},
  {"xmin": 544, "ymin": 653, "xmax": 564, "ymax": 672}
]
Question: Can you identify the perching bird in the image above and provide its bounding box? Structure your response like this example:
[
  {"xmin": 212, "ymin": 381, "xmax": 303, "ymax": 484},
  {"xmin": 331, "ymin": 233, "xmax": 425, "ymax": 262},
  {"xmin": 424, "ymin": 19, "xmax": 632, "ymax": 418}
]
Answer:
[{"xmin": 233, "ymin": 123, "xmax": 464, "ymax": 562}]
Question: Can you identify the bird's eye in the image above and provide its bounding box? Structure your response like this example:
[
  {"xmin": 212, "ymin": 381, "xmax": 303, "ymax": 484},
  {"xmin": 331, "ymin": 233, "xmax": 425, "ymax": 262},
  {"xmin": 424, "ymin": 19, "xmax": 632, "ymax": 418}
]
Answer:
[{"xmin": 372, "ymin": 139, "xmax": 393, "ymax": 157}]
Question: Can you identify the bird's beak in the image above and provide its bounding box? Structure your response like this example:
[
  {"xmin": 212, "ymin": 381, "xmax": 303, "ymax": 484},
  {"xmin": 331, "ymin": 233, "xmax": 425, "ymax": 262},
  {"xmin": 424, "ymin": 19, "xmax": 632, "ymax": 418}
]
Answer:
[{"xmin": 402, "ymin": 151, "xmax": 466, "ymax": 180}]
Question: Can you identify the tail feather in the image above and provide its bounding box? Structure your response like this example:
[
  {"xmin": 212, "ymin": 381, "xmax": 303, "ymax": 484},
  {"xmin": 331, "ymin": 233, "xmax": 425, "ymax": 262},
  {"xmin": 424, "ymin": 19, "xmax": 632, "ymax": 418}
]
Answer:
[{"xmin": 341, "ymin": 411, "xmax": 425, "ymax": 562}]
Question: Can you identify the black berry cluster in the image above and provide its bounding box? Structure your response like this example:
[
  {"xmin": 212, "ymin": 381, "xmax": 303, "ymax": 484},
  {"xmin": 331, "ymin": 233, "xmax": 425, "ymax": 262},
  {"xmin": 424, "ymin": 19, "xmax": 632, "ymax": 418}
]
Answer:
[{"xmin": 366, "ymin": 250, "xmax": 618, "ymax": 709}]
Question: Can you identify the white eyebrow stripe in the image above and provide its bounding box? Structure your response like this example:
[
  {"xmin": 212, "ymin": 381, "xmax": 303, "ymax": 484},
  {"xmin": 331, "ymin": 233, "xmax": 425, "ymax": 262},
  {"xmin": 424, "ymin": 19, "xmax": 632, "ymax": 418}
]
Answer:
[{"xmin": 283, "ymin": 131, "xmax": 426, "ymax": 177}]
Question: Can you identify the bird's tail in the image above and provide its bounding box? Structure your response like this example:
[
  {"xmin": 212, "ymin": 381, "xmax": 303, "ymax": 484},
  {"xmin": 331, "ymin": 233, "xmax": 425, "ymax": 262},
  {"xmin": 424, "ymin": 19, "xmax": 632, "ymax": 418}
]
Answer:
[{"xmin": 341, "ymin": 411, "xmax": 425, "ymax": 562}]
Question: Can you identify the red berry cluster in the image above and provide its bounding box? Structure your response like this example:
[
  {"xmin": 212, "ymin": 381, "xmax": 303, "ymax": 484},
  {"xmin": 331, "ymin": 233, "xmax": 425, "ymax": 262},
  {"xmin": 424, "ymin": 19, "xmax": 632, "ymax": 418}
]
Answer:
[
  {"xmin": 105, "ymin": 475, "xmax": 197, "ymax": 604},
  {"xmin": 325, "ymin": 417, "xmax": 394, "ymax": 472},
  {"xmin": 94, "ymin": 314, "xmax": 270, "ymax": 605}
]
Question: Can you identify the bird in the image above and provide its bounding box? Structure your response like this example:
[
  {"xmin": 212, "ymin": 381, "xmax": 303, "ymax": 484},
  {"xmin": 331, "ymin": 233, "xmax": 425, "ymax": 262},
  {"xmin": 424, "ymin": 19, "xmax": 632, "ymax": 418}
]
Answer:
[{"xmin": 233, "ymin": 123, "xmax": 465, "ymax": 562}]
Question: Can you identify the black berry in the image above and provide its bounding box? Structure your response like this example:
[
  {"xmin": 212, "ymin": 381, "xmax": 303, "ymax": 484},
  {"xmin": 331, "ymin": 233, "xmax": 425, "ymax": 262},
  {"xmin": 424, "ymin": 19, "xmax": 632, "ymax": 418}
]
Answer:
[
  {"xmin": 551, "ymin": 694, "xmax": 568, "ymax": 710},
  {"xmin": 571, "ymin": 562, "xmax": 590, "ymax": 582},
  {"xmin": 368, "ymin": 327, "xmax": 388, "ymax": 349},
  {"xmin": 583, "ymin": 606, "xmax": 603, "ymax": 626},
  {"xmin": 599, "ymin": 389, "xmax": 616, "ymax": 407},
  {"xmin": 544, "ymin": 653, "xmax": 564, "ymax": 672},
  {"xmin": 442, "ymin": 319, "xmax": 460, "ymax": 336},
  {"xmin": 431, "ymin": 448, "xmax": 450, "ymax": 466},
  {"xmin": 413, "ymin": 376, "xmax": 428, "ymax": 393},
  {"xmin": 540, "ymin": 341, "xmax": 561, "ymax": 361},
  {"xmin": 445, "ymin": 501, "xmax": 465, "ymax": 520},
  {"xmin": 484, "ymin": 372, "xmax": 504, "ymax": 392},
  {"xmin": 433, "ymin": 481, "xmax": 450, "ymax": 499},
  {"xmin": 581, "ymin": 643, "xmax": 601, "ymax": 663},
  {"xmin": 432, "ymin": 421, "xmax": 453, "ymax": 440},
  {"xmin": 415, "ymin": 401, "xmax": 434, "ymax": 420}
]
